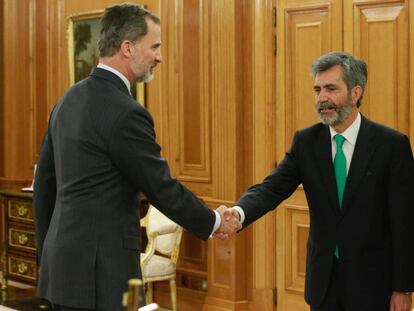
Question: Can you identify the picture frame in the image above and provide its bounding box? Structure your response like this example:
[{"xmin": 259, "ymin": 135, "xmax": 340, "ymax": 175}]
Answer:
[{"xmin": 66, "ymin": 10, "xmax": 145, "ymax": 105}]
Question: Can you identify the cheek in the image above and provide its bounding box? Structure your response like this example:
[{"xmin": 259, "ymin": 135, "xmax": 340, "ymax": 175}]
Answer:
[{"xmin": 333, "ymin": 94, "xmax": 347, "ymax": 105}]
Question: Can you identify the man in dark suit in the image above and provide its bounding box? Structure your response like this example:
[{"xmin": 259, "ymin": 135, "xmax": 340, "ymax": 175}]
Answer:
[
  {"xmin": 33, "ymin": 4, "xmax": 240, "ymax": 311},
  {"xmin": 219, "ymin": 52, "xmax": 414, "ymax": 311}
]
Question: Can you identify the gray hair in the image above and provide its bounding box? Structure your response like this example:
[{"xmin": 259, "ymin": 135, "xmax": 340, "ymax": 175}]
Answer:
[
  {"xmin": 310, "ymin": 52, "xmax": 367, "ymax": 107},
  {"xmin": 98, "ymin": 3, "xmax": 160, "ymax": 57}
]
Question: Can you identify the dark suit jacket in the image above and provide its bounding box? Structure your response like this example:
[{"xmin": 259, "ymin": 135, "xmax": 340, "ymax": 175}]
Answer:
[
  {"xmin": 33, "ymin": 68, "xmax": 216, "ymax": 310},
  {"xmin": 236, "ymin": 115, "xmax": 414, "ymax": 307}
]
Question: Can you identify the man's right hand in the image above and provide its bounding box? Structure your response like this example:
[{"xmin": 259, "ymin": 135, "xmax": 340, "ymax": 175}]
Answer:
[{"xmin": 213, "ymin": 205, "xmax": 241, "ymax": 241}]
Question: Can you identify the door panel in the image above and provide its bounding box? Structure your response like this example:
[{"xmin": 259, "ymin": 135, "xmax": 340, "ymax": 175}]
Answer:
[
  {"xmin": 344, "ymin": 0, "xmax": 410, "ymax": 134},
  {"xmin": 282, "ymin": 0, "xmax": 343, "ymax": 147}
]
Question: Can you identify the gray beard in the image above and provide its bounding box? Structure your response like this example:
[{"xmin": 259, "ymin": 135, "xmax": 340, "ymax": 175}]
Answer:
[
  {"xmin": 316, "ymin": 97, "xmax": 353, "ymax": 126},
  {"xmin": 137, "ymin": 72, "xmax": 154, "ymax": 83}
]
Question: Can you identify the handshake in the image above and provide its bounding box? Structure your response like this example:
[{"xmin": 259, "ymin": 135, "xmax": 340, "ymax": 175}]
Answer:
[{"xmin": 213, "ymin": 205, "xmax": 242, "ymax": 241}]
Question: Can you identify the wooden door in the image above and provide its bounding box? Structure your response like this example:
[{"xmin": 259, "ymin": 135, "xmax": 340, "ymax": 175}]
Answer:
[
  {"xmin": 343, "ymin": 0, "xmax": 410, "ymax": 135},
  {"xmin": 275, "ymin": 0, "xmax": 342, "ymax": 310}
]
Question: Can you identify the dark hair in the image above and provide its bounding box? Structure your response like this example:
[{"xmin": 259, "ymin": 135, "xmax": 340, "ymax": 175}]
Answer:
[
  {"xmin": 98, "ymin": 3, "xmax": 160, "ymax": 57},
  {"xmin": 310, "ymin": 52, "xmax": 367, "ymax": 107}
]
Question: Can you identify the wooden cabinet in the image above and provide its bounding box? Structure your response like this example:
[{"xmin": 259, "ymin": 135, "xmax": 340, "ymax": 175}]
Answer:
[{"xmin": 0, "ymin": 190, "xmax": 38, "ymax": 287}]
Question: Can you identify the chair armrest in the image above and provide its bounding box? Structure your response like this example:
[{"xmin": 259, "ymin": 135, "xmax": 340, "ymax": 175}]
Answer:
[
  {"xmin": 153, "ymin": 224, "xmax": 179, "ymax": 236},
  {"xmin": 141, "ymin": 235, "xmax": 157, "ymax": 266},
  {"xmin": 140, "ymin": 216, "xmax": 148, "ymax": 227}
]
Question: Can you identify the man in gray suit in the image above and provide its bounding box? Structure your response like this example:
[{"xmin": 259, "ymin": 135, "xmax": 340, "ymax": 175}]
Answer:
[{"xmin": 33, "ymin": 4, "xmax": 240, "ymax": 311}]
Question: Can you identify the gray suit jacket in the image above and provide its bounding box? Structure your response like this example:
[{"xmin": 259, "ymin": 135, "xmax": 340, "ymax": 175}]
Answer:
[
  {"xmin": 236, "ymin": 115, "xmax": 414, "ymax": 307},
  {"xmin": 33, "ymin": 68, "xmax": 215, "ymax": 310}
]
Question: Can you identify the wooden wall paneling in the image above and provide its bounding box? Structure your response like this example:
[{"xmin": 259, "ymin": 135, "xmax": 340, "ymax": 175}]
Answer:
[
  {"xmin": 209, "ymin": 0, "xmax": 237, "ymax": 202},
  {"xmin": 203, "ymin": 0, "xmax": 248, "ymax": 310},
  {"xmin": 344, "ymin": 0, "xmax": 410, "ymax": 135},
  {"xmin": 178, "ymin": 230, "xmax": 207, "ymax": 278},
  {"xmin": 45, "ymin": 0, "xmax": 66, "ymax": 117},
  {"xmin": 1, "ymin": 0, "xmax": 37, "ymax": 187},
  {"xmin": 275, "ymin": 1, "xmax": 342, "ymax": 310},
  {"xmin": 0, "ymin": 0, "xmax": 52, "ymax": 187},
  {"xmin": 178, "ymin": 0, "xmax": 211, "ymax": 185},
  {"xmin": 247, "ymin": 0, "xmax": 277, "ymax": 310},
  {"xmin": 0, "ymin": 0, "xmax": 4, "ymax": 180},
  {"xmin": 140, "ymin": 0, "xmax": 163, "ymax": 153},
  {"xmin": 284, "ymin": 204, "xmax": 309, "ymax": 294},
  {"xmin": 235, "ymin": 0, "xmax": 255, "ymax": 309},
  {"xmin": 175, "ymin": 0, "xmax": 211, "ymax": 301},
  {"xmin": 34, "ymin": 0, "xmax": 48, "ymax": 166},
  {"xmin": 207, "ymin": 0, "xmax": 237, "ymax": 301},
  {"xmin": 283, "ymin": 1, "xmax": 343, "ymax": 149},
  {"xmin": 155, "ymin": 0, "xmax": 175, "ymax": 172}
]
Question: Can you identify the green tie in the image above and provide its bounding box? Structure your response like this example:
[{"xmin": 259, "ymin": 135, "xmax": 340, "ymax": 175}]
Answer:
[{"xmin": 334, "ymin": 134, "xmax": 347, "ymax": 258}]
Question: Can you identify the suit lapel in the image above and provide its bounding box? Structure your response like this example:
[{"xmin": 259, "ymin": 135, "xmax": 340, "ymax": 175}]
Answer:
[
  {"xmin": 340, "ymin": 115, "xmax": 376, "ymax": 217},
  {"xmin": 313, "ymin": 126, "xmax": 341, "ymax": 217}
]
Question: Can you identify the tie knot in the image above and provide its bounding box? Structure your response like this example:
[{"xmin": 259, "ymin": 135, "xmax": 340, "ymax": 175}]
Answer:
[{"xmin": 335, "ymin": 134, "xmax": 345, "ymax": 148}]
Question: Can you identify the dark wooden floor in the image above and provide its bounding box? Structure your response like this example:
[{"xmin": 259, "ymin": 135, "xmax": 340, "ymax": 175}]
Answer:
[{"xmin": 1, "ymin": 285, "xmax": 51, "ymax": 310}]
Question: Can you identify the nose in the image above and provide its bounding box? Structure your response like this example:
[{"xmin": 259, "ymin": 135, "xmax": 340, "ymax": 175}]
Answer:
[
  {"xmin": 317, "ymin": 89, "xmax": 328, "ymax": 102},
  {"xmin": 155, "ymin": 51, "xmax": 162, "ymax": 64}
]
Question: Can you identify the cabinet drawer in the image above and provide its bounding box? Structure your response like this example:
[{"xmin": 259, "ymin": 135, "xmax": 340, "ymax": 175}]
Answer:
[
  {"xmin": 8, "ymin": 255, "xmax": 37, "ymax": 282},
  {"xmin": 9, "ymin": 227, "xmax": 36, "ymax": 251},
  {"xmin": 8, "ymin": 200, "xmax": 34, "ymax": 223}
]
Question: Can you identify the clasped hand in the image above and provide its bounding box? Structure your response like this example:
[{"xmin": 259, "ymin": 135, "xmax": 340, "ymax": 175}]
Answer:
[{"xmin": 213, "ymin": 205, "xmax": 241, "ymax": 241}]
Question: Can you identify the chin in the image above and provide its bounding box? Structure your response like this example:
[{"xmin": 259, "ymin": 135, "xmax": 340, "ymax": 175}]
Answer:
[
  {"xmin": 143, "ymin": 74, "xmax": 154, "ymax": 83},
  {"xmin": 319, "ymin": 114, "xmax": 339, "ymax": 126},
  {"xmin": 137, "ymin": 73, "xmax": 154, "ymax": 83}
]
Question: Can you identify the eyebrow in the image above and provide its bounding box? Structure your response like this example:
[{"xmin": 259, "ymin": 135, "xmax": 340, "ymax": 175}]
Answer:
[{"xmin": 314, "ymin": 83, "xmax": 337, "ymax": 89}]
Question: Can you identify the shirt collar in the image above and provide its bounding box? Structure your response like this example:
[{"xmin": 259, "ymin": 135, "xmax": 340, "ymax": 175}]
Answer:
[
  {"xmin": 329, "ymin": 112, "xmax": 361, "ymax": 146},
  {"xmin": 97, "ymin": 63, "xmax": 132, "ymax": 95}
]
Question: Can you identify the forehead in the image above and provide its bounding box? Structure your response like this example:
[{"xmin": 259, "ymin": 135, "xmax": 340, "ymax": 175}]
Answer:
[{"xmin": 314, "ymin": 65, "xmax": 346, "ymax": 86}]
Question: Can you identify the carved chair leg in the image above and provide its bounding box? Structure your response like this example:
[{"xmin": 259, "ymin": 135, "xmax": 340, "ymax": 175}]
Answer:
[
  {"xmin": 146, "ymin": 282, "xmax": 153, "ymax": 304},
  {"xmin": 170, "ymin": 277, "xmax": 177, "ymax": 311}
]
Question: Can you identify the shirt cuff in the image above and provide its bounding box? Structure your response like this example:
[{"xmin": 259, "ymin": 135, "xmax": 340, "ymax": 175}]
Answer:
[
  {"xmin": 210, "ymin": 210, "xmax": 221, "ymax": 237},
  {"xmin": 232, "ymin": 206, "xmax": 245, "ymax": 224}
]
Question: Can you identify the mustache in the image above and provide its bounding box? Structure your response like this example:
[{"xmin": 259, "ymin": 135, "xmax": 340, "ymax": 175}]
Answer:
[{"xmin": 316, "ymin": 101, "xmax": 337, "ymax": 111}]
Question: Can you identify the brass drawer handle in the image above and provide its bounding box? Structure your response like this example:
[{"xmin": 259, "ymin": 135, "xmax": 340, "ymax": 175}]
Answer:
[
  {"xmin": 17, "ymin": 262, "xmax": 28, "ymax": 274},
  {"xmin": 17, "ymin": 204, "xmax": 29, "ymax": 217},
  {"xmin": 17, "ymin": 233, "xmax": 29, "ymax": 245}
]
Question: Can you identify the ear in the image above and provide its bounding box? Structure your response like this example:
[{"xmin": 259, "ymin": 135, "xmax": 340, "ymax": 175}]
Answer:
[
  {"xmin": 351, "ymin": 85, "xmax": 363, "ymax": 106},
  {"xmin": 119, "ymin": 40, "xmax": 134, "ymax": 58}
]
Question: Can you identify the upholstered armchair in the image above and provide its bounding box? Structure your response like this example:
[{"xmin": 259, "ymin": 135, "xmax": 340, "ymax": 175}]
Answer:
[{"xmin": 140, "ymin": 205, "xmax": 183, "ymax": 311}]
